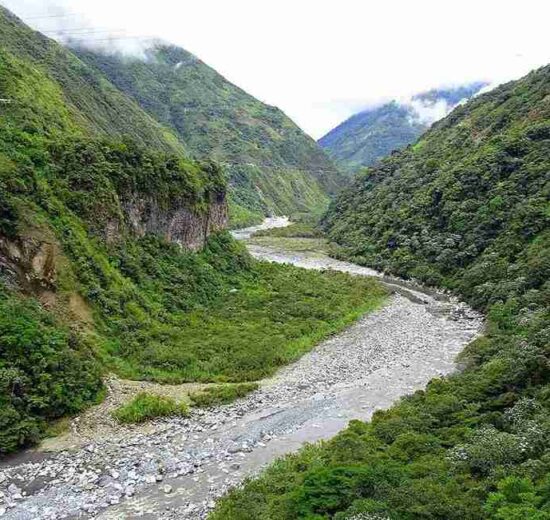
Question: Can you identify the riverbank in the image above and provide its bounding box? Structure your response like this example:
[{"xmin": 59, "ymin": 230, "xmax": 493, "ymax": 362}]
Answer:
[{"xmin": 0, "ymin": 220, "xmax": 481, "ymax": 519}]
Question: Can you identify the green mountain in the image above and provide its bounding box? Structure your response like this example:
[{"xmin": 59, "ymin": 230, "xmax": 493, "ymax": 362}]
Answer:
[
  {"xmin": 212, "ymin": 67, "xmax": 550, "ymax": 518},
  {"xmin": 323, "ymin": 73, "xmax": 548, "ymax": 300},
  {"xmin": 0, "ymin": 6, "xmax": 376, "ymax": 454},
  {"xmin": 73, "ymin": 44, "xmax": 344, "ymax": 226},
  {"xmin": 319, "ymin": 82, "xmax": 486, "ymax": 173}
]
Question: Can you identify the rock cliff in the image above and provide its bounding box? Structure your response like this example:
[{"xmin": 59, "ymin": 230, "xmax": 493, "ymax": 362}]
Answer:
[{"xmin": 116, "ymin": 191, "xmax": 228, "ymax": 251}]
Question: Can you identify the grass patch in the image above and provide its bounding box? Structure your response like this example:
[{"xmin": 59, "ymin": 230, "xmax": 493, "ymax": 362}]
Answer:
[
  {"xmin": 43, "ymin": 417, "xmax": 72, "ymax": 438},
  {"xmin": 253, "ymin": 222, "xmax": 323, "ymax": 239},
  {"xmin": 189, "ymin": 383, "xmax": 259, "ymax": 408},
  {"xmin": 249, "ymin": 235, "xmax": 331, "ymax": 254},
  {"xmin": 112, "ymin": 392, "xmax": 189, "ymax": 424}
]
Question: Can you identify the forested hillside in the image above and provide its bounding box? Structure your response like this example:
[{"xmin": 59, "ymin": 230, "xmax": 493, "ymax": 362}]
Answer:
[
  {"xmin": 324, "ymin": 71, "xmax": 548, "ymax": 302},
  {"xmin": 0, "ymin": 7, "xmax": 383, "ymax": 455},
  {"xmin": 74, "ymin": 44, "xmax": 344, "ymax": 226},
  {"xmin": 319, "ymin": 83, "xmax": 486, "ymax": 173},
  {"xmin": 211, "ymin": 66, "xmax": 550, "ymax": 519}
]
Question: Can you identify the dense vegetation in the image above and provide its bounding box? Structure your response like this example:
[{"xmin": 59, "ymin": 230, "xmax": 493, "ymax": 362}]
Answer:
[
  {"xmin": 210, "ymin": 67, "xmax": 550, "ymax": 518},
  {"xmin": 74, "ymin": 44, "xmax": 344, "ymax": 226},
  {"xmin": 0, "ymin": 7, "xmax": 385, "ymax": 455},
  {"xmin": 323, "ymin": 71, "xmax": 549, "ymax": 303},
  {"xmin": 319, "ymin": 83, "xmax": 485, "ymax": 173},
  {"xmin": 0, "ymin": 288, "xmax": 103, "ymax": 453}
]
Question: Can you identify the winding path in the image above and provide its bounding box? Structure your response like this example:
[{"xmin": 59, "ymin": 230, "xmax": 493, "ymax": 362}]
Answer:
[{"xmin": 0, "ymin": 219, "xmax": 482, "ymax": 519}]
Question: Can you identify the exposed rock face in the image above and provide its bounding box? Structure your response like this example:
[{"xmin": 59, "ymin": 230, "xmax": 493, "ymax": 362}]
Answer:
[
  {"xmin": 120, "ymin": 192, "xmax": 228, "ymax": 251},
  {"xmin": 0, "ymin": 192, "xmax": 228, "ymax": 294},
  {"xmin": 0, "ymin": 236, "xmax": 58, "ymax": 292}
]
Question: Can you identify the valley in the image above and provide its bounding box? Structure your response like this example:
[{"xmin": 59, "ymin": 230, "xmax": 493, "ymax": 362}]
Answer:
[
  {"xmin": 0, "ymin": 3, "xmax": 548, "ymax": 518},
  {"xmin": 0, "ymin": 221, "xmax": 481, "ymax": 519}
]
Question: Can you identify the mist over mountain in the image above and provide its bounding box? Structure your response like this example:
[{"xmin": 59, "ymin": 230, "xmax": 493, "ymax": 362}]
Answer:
[{"xmin": 319, "ymin": 82, "xmax": 488, "ymax": 173}]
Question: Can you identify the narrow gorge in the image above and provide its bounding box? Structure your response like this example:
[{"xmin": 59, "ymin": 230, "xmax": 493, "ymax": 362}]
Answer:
[{"xmin": 1, "ymin": 4, "xmax": 548, "ymax": 519}]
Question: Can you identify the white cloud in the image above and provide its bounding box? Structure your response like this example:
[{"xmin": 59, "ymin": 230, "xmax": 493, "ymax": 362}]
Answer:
[
  {"xmin": 3, "ymin": 0, "xmax": 550, "ymax": 138},
  {"xmin": 408, "ymin": 98, "xmax": 451, "ymax": 125}
]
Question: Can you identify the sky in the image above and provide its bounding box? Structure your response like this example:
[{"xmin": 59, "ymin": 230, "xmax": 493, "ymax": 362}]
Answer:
[{"xmin": 3, "ymin": 0, "xmax": 550, "ymax": 138}]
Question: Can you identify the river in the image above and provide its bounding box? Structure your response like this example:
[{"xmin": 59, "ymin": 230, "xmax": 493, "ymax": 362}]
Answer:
[{"xmin": 0, "ymin": 219, "xmax": 482, "ymax": 519}]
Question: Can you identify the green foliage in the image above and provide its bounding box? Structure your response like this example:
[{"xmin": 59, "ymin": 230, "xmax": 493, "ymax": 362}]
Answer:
[
  {"xmin": 253, "ymin": 222, "xmax": 323, "ymax": 239},
  {"xmin": 228, "ymin": 199, "xmax": 264, "ymax": 229},
  {"xmin": 319, "ymin": 101, "xmax": 427, "ymax": 174},
  {"xmin": 189, "ymin": 383, "xmax": 259, "ymax": 408},
  {"xmin": 323, "ymin": 66, "xmax": 550, "ymax": 309},
  {"xmin": 484, "ymin": 476, "xmax": 550, "ymax": 519},
  {"xmin": 0, "ymin": 289, "xmax": 103, "ymax": 454},
  {"xmin": 0, "ymin": 5, "xmax": 339, "ymax": 227},
  {"xmin": 112, "ymin": 392, "xmax": 189, "ymax": 424},
  {"xmin": 210, "ymin": 67, "xmax": 550, "ymax": 518},
  {"xmin": 104, "ymin": 242, "xmax": 386, "ymax": 383}
]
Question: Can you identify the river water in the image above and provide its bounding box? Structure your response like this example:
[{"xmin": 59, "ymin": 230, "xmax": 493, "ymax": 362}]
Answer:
[{"xmin": 0, "ymin": 219, "xmax": 482, "ymax": 519}]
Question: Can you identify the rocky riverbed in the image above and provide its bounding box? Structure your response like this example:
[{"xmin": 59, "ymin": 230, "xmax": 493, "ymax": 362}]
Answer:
[{"xmin": 0, "ymin": 220, "xmax": 482, "ymax": 519}]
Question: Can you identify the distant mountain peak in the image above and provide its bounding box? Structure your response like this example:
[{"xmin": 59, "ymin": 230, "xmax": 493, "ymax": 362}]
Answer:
[{"xmin": 319, "ymin": 82, "xmax": 488, "ymax": 173}]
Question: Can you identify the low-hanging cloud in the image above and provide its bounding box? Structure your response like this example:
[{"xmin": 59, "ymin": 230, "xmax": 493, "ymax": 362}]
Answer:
[
  {"xmin": 407, "ymin": 97, "xmax": 451, "ymax": 125},
  {"xmin": 9, "ymin": 0, "xmax": 161, "ymax": 59}
]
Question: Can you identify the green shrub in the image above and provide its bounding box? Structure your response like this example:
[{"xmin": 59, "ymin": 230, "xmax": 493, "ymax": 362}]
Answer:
[
  {"xmin": 0, "ymin": 290, "xmax": 103, "ymax": 454},
  {"xmin": 112, "ymin": 392, "xmax": 189, "ymax": 424},
  {"xmin": 189, "ymin": 383, "xmax": 259, "ymax": 408}
]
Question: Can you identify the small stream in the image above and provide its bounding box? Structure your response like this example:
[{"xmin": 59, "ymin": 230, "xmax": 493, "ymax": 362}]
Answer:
[{"xmin": 0, "ymin": 219, "xmax": 482, "ymax": 520}]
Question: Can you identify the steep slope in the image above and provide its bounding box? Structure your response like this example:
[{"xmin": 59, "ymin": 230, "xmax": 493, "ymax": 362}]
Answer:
[
  {"xmin": 319, "ymin": 82, "xmax": 486, "ymax": 173},
  {"xmin": 74, "ymin": 44, "xmax": 345, "ymax": 225},
  {"xmin": 324, "ymin": 71, "xmax": 549, "ymax": 302},
  {"xmin": 212, "ymin": 67, "xmax": 550, "ymax": 519},
  {"xmin": 0, "ymin": 6, "xmax": 184, "ymax": 154}
]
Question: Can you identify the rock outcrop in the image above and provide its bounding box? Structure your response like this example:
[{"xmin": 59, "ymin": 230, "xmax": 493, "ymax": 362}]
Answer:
[
  {"xmin": 0, "ymin": 235, "xmax": 59, "ymax": 292},
  {"xmin": 120, "ymin": 192, "xmax": 228, "ymax": 251},
  {"xmin": 0, "ymin": 191, "xmax": 228, "ymax": 295}
]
